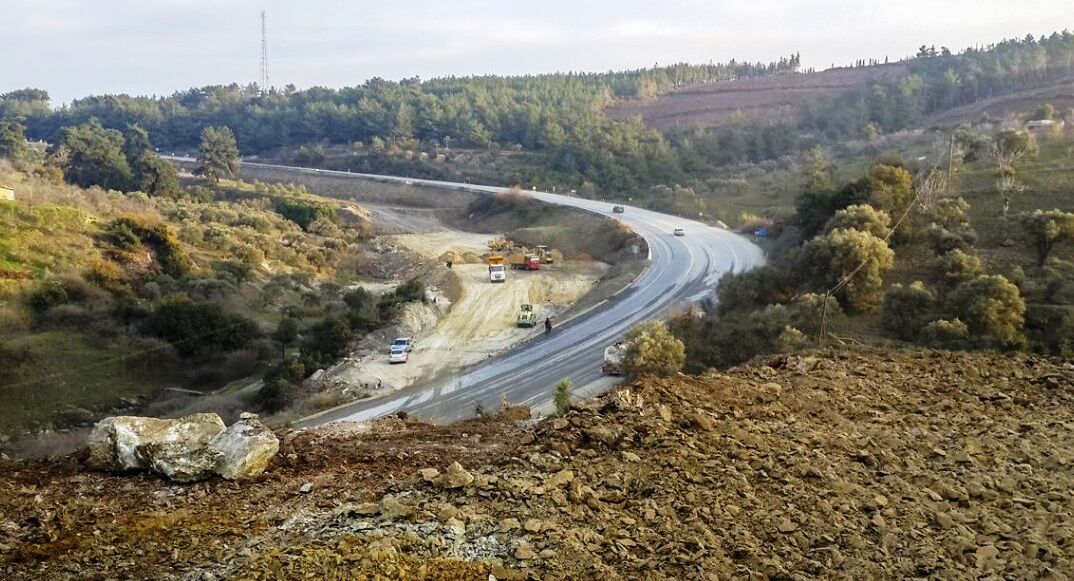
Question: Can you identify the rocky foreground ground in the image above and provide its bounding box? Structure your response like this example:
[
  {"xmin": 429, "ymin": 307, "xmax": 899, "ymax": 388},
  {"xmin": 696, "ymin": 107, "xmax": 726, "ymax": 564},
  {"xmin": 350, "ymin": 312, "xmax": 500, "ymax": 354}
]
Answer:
[{"xmin": 2, "ymin": 347, "xmax": 1074, "ymax": 579}]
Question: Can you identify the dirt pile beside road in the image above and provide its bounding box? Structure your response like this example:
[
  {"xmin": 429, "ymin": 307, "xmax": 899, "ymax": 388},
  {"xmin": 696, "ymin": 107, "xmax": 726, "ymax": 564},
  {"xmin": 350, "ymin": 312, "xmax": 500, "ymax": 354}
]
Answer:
[{"xmin": 3, "ymin": 346, "xmax": 1073, "ymax": 579}]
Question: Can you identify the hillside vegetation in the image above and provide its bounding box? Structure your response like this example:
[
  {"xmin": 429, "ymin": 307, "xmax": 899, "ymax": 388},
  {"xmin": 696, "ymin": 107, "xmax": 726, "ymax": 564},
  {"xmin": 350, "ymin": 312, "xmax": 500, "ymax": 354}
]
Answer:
[
  {"xmin": 668, "ymin": 123, "xmax": 1074, "ymax": 371},
  {"xmin": 4, "ymin": 32, "xmax": 1071, "ymax": 209},
  {"xmin": 0, "ymin": 156, "xmax": 418, "ymax": 438}
]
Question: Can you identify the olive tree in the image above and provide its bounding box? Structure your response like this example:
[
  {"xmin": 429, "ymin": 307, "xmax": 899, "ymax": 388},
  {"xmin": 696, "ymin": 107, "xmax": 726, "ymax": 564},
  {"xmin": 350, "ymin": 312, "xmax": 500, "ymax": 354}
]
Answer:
[
  {"xmin": 623, "ymin": 320, "xmax": 686, "ymax": 379},
  {"xmin": 946, "ymin": 275, "xmax": 1026, "ymax": 346},
  {"xmin": 827, "ymin": 204, "xmax": 891, "ymax": 239},
  {"xmin": 803, "ymin": 228, "xmax": 895, "ymax": 313},
  {"xmin": 882, "ymin": 281, "xmax": 936, "ymax": 340},
  {"xmin": 925, "ymin": 197, "xmax": 977, "ymax": 254},
  {"xmin": 1021, "ymin": 209, "xmax": 1074, "ymax": 266},
  {"xmin": 866, "ymin": 164, "xmax": 915, "ymax": 240},
  {"xmin": 931, "ymin": 248, "xmax": 983, "ymax": 290}
]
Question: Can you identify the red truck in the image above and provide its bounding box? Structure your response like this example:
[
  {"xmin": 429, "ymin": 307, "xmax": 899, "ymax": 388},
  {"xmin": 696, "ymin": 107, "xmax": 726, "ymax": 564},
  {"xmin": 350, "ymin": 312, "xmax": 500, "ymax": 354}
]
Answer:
[{"xmin": 508, "ymin": 254, "xmax": 541, "ymax": 270}]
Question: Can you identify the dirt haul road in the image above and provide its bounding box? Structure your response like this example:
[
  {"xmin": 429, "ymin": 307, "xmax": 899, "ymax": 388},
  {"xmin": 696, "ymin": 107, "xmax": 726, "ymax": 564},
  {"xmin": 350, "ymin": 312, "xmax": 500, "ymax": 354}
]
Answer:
[{"xmin": 328, "ymin": 231, "xmax": 606, "ymax": 395}]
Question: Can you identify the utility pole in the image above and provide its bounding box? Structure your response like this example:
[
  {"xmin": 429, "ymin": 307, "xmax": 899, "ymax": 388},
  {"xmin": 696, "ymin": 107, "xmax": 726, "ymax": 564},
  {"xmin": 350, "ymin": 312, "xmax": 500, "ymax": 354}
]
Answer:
[
  {"xmin": 946, "ymin": 133, "xmax": 956, "ymax": 196},
  {"xmin": 259, "ymin": 10, "xmax": 269, "ymax": 95}
]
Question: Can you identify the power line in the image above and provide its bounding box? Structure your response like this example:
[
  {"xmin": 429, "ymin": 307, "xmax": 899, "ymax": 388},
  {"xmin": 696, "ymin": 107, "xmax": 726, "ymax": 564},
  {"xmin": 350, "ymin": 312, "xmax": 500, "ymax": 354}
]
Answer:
[{"xmin": 819, "ymin": 138, "xmax": 950, "ymax": 343}]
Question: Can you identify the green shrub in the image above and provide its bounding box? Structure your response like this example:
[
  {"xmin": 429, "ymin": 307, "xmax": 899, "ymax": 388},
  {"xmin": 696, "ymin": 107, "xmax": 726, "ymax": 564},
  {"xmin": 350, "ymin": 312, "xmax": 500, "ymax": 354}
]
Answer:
[
  {"xmin": 931, "ymin": 249, "xmax": 983, "ymax": 290},
  {"xmin": 826, "ymin": 204, "xmax": 891, "ymax": 238},
  {"xmin": 553, "ymin": 378, "xmax": 571, "ymax": 416},
  {"xmin": 802, "ymin": 227, "xmax": 894, "ymax": 313},
  {"xmin": 925, "ymin": 223, "xmax": 977, "ymax": 255},
  {"xmin": 882, "ymin": 282, "xmax": 936, "ymax": 340},
  {"xmin": 105, "ymin": 216, "xmax": 191, "ymax": 276},
  {"xmin": 272, "ymin": 318, "xmax": 299, "ymax": 350},
  {"xmin": 946, "ymin": 275, "xmax": 1026, "ymax": 347},
  {"xmin": 300, "ymin": 317, "xmax": 353, "ymax": 369},
  {"xmin": 1025, "ymin": 305, "xmax": 1074, "ymax": 357},
  {"xmin": 143, "ymin": 297, "xmax": 259, "ymax": 356},
  {"xmin": 622, "ymin": 321, "xmax": 686, "ymax": 379},
  {"xmin": 275, "ymin": 198, "xmax": 337, "ymax": 230},
  {"xmin": 26, "ymin": 280, "xmax": 71, "ymax": 315},
  {"xmin": 920, "ymin": 318, "xmax": 970, "ymax": 348},
  {"xmin": 393, "ymin": 280, "xmax": 426, "ymax": 303}
]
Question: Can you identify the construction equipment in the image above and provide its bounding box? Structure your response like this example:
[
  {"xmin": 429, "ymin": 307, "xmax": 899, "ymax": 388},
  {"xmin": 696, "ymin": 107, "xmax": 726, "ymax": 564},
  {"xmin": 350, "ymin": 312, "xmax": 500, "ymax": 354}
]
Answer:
[
  {"xmin": 487, "ymin": 237, "xmax": 513, "ymax": 252},
  {"xmin": 508, "ymin": 253, "xmax": 541, "ymax": 270},
  {"xmin": 516, "ymin": 303, "xmax": 538, "ymax": 327},
  {"xmin": 601, "ymin": 341, "xmax": 629, "ymax": 376},
  {"xmin": 487, "ymin": 255, "xmax": 506, "ymax": 283},
  {"xmin": 535, "ymin": 245, "xmax": 554, "ymax": 264}
]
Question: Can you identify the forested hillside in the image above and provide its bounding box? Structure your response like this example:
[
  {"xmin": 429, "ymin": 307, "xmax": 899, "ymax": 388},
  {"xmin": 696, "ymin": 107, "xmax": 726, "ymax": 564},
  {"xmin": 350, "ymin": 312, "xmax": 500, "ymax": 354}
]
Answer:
[{"xmin": 5, "ymin": 34, "xmax": 1073, "ymax": 201}]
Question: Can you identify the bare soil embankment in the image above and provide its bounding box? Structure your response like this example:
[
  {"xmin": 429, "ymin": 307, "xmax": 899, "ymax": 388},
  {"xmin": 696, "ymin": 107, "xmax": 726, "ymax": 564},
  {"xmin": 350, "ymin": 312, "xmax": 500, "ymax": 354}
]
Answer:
[
  {"xmin": 608, "ymin": 63, "xmax": 908, "ymax": 130},
  {"xmin": 4, "ymin": 346, "xmax": 1073, "ymax": 579}
]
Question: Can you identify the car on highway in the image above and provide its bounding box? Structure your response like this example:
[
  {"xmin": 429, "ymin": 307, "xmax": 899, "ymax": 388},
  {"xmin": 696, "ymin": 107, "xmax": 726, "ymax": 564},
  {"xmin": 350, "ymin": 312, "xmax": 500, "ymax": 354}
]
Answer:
[
  {"xmin": 388, "ymin": 346, "xmax": 409, "ymax": 364},
  {"xmin": 673, "ymin": 228, "xmax": 686, "ymax": 236},
  {"xmin": 612, "ymin": 205, "xmax": 625, "ymax": 214},
  {"xmin": 390, "ymin": 337, "xmax": 415, "ymax": 352}
]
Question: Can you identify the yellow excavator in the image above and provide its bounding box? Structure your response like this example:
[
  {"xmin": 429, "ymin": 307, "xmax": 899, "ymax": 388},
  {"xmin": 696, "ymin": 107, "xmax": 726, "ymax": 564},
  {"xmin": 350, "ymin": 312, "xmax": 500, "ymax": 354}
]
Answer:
[{"xmin": 516, "ymin": 303, "xmax": 538, "ymax": 327}]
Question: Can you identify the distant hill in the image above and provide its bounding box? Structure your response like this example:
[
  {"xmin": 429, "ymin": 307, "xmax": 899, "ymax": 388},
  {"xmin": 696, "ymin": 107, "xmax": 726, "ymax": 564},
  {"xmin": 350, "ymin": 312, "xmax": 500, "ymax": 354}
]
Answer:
[
  {"xmin": 607, "ymin": 63, "xmax": 909, "ymax": 131},
  {"xmin": 921, "ymin": 77, "xmax": 1074, "ymax": 127}
]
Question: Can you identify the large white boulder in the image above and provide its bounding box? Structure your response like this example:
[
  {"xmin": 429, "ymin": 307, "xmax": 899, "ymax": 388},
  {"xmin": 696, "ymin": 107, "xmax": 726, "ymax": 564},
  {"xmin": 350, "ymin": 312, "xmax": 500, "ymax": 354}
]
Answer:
[
  {"xmin": 210, "ymin": 413, "xmax": 280, "ymax": 480},
  {"xmin": 87, "ymin": 414, "xmax": 225, "ymax": 472},
  {"xmin": 141, "ymin": 413, "xmax": 229, "ymax": 482},
  {"xmin": 87, "ymin": 412, "xmax": 278, "ymax": 481}
]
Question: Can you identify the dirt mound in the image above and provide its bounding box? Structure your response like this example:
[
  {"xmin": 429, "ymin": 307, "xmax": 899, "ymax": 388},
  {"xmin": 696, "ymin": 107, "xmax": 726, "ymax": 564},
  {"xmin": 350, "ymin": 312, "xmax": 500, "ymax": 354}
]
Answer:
[{"xmin": 3, "ymin": 346, "xmax": 1073, "ymax": 579}]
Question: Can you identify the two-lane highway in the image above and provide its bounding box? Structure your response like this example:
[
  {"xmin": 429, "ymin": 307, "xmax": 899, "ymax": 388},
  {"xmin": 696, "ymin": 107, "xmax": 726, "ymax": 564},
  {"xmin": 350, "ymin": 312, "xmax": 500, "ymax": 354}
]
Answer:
[{"xmin": 163, "ymin": 159, "xmax": 765, "ymax": 425}]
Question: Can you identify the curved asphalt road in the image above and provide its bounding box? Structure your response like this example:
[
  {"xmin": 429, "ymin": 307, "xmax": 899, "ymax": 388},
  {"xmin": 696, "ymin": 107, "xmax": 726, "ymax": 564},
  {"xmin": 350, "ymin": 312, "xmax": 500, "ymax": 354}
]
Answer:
[{"xmin": 172, "ymin": 160, "xmax": 766, "ymax": 425}]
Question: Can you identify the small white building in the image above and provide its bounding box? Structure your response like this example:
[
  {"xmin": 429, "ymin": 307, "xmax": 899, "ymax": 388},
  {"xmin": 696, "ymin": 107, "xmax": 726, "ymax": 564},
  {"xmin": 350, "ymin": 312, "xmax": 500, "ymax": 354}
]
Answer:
[
  {"xmin": 1026, "ymin": 119, "xmax": 1065, "ymax": 133},
  {"xmin": 0, "ymin": 185, "xmax": 14, "ymax": 201}
]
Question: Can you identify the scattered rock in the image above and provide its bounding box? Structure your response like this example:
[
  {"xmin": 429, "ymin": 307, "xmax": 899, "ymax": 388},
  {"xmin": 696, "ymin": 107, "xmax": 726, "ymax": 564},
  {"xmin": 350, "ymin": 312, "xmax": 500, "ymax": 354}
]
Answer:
[
  {"xmin": 381, "ymin": 495, "xmax": 414, "ymax": 520},
  {"xmin": 584, "ymin": 425, "xmax": 619, "ymax": 445},
  {"xmin": 777, "ymin": 518, "xmax": 798, "ymax": 533},
  {"xmin": 445, "ymin": 517, "xmax": 466, "ymax": 535},
  {"xmin": 353, "ymin": 502, "xmax": 380, "ymax": 516},
  {"xmin": 298, "ymin": 482, "xmax": 313, "ymax": 494},
  {"xmin": 546, "ymin": 469, "xmax": 574, "ymax": 489},
  {"xmin": 514, "ymin": 544, "xmax": 536, "ymax": 560},
  {"xmin": 491, "ymin": 564, "xmax": 527, "ymax": 580},
  {"xmin": 437, "ymin": 461, "xmax": 475, "ymax": 489},
  {"xmin": 418, "ymin": 467, "xmax": 441, "ymax": 482},
  {"xmin": 691, "ymin": 412, "xmax": 715, "ymax": 431},
  {"xmin": 758, "ymin": 382, "xmax": 782, "ymax": 402},
  {"xmin": 976, "ymin": 544, "xmax": 1000, "ymax": 569}
]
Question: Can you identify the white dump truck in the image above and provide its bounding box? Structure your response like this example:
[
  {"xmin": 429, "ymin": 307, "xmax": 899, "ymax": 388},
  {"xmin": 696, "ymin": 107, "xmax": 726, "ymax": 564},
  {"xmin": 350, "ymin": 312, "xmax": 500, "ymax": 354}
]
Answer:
[
  {"xmin": 602, "ymin": 341, "xmax": 629, "ymax": 376},
  {"xmin": 488, "ymin": 255, "xmax": 507, "ymax": 283}
]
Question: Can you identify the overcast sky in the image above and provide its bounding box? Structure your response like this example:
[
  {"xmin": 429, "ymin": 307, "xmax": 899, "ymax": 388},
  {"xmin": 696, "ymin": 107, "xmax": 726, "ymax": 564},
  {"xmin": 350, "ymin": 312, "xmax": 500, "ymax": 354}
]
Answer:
[{"xmin": 4, "ymin": 0, "xmax": 1073, "ymax": 104}]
